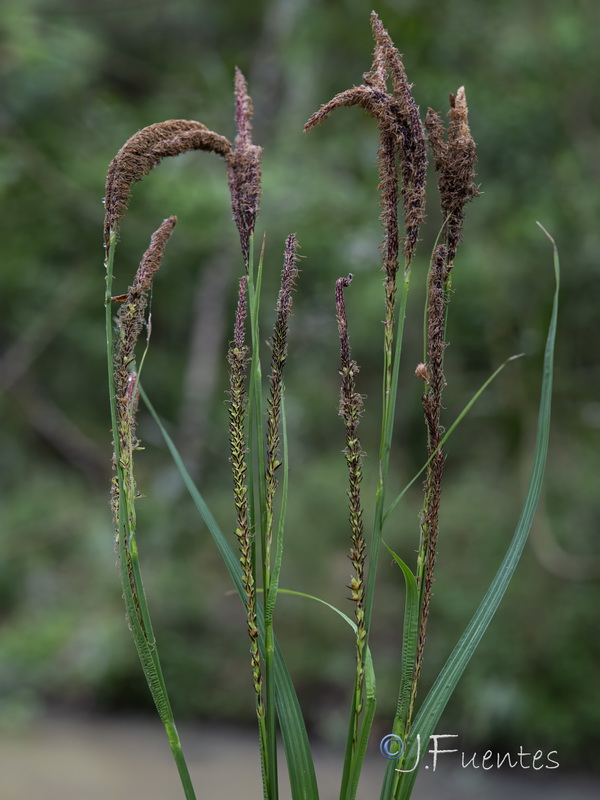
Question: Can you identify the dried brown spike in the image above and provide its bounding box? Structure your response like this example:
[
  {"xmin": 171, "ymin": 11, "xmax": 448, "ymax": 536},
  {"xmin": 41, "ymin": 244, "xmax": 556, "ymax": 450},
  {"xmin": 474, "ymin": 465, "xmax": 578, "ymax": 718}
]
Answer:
[
  {"xmin": 113, "ymin": 216, "xmax": 177, "ymax": 453},
  {"xmin": 104, "ymin": 120, "xmax": 232, "ymax": 247},
  {"xmin": 448, "ymin": 86, "xmax": 473, "ymax": 148},
  {"xmin": 226, "ymin": 69, "xmax": 262, "ymax": 268},
  {"xmin": 407, "ymin": 243, "xmax": 450, "ymax": 729},
  {"xmin": 371, "ymin": 12, "xmax": 427, "ymax": 266},
  {"xmin": 370, "ymin": 12, "xmax": 409, "ymax": 110},
  {"xmin": 263, "ymin": 234, "xmax": 299, "ymax": 576},
  {"xmin": 134, "ymin": 216, "xmax": 178, "ymax": 292},
  {"xmin": 304, "ymin": 84, "xmax": 404, "ymax": 285},
  {"xmin": 233, "ymin": 67, "xmax": 253, "ymax": 148},
  {"xmin": 377, "ymin": 127, "xmax": 400, "ymax": 284},
  {"xmin": 305, "ymin": 85, "xmax": 395, "ymax": 132},
  {"xmin": 427, "ymin": 87, "xmax": 478, "ymax": 263},
  {"xmin": 425, "ymin": 108, "xmax": 448, "ymax": 173},
  {"xmin": 363, "ymin": 19, "xmax": 387, "ymax": 92},
  {"xmin": 115, "ymin": 216, "xmax": 177, "ymax": 382}
]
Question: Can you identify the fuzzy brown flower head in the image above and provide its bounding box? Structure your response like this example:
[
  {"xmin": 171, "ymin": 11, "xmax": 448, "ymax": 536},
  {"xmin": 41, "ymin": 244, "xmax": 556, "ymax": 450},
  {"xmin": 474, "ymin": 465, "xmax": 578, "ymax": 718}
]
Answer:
[
  {"xmin": 233, "ymin": 67, "xmax": 253, "ymax": 149},
  {"xmin": 113, "ymin": 216, "xmax": 177, "ymax": 450},
  {"xmin": 104, "ymin": 120, "xmax": 232, "ymax": 247},
  {"xmin": 134, "ymin": 216, "xmax": 177, "ymax": 292},
  {"xmin": 276, "ymin": 234, "xmax": 300, "ymax": 320},
  {"xmin": 415, "ymin": 362, "xmax": 430, "ymax": 383},
  {"xmin": 447, "ymin": 87, "xmax": 478, "ymax": 207},
  {"xmin": 336, "ymin": 274, "xmax": 364, "ymax": 425},
  {"xmin": 370, "ymin": 11, "xmax": 427, "ymax": 265},
  {"xmin": 227, "ymin": 69, "xmax": 262, "ymax": 268},
  {"xmin": 270, "ymin": 233, "xmax": 300, "ymax": 382},
  {"xmin": 117, "ymin": 216, "xmax": 177, "ymax": 359},
  {"xmin": 425, "ymin": 87, "xmax": 478, "ymax": 262},
  {"xmin": 305, "ymin": 13, "xmax": 426, "ymax": 271}
]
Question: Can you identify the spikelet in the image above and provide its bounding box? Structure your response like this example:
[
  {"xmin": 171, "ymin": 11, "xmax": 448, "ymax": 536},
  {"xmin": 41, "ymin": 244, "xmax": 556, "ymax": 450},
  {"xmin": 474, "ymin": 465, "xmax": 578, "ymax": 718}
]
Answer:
[
  {"xmin": 226, "ymin": 276, "xmax": 264, "ymax": 714},
  {"xmin": 264, "ymin": 235, "xmax": 299, "ymax": 574},
  {"xmin": 335, "ymin": 274, "xmax": 366, "ymax": 727},
  {"xmin": 226, "ymin": 69, "xmax": 263, "ymax": 268},
  {"xmin": 111, "ymin": 217, "xmax": 177, "ymax": 577},
  {"xmin": 369, "ymin": 12, "xmax": 427, "ymax": 268},
  {"xmin": 425, "ymin": 87, "xmax": 478, "ymax": 263},
  {"xmin": 114, "ymin": 216, "xmax": 177, "ymax": 445}
]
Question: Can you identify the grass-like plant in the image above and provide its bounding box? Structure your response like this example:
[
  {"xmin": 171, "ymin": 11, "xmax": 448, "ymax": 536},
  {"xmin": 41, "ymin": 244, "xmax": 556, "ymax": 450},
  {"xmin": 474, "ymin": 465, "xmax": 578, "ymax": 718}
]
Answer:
[{"xmin": 103, "ymin": 12, "xmax": 559, "ymax": 800}]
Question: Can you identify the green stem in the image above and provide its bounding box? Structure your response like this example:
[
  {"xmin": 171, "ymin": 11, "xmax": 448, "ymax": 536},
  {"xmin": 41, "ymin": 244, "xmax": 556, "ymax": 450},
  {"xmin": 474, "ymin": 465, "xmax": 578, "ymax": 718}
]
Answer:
[
  {"xmin": 365, "ymin": 269, "xmax": 411, "ymax": 629},
  {"xmin": 105, "ymin": 232, "xmax": 197, "ymax": 800}
]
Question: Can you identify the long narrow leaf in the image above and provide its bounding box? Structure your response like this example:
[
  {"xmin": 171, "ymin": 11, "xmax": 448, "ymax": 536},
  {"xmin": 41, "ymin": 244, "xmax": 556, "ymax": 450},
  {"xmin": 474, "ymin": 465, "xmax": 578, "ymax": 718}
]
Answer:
[
  {"xmin": 273, "ymin": 588, "xmax": 376, "ymax": 698},
  {"xmin": 379, "ymin": 545, "xmax": 419, "ymax": 800},
  {"xmin": 384, "ymin": 545, "xmax": 419, "ymax": 734}
]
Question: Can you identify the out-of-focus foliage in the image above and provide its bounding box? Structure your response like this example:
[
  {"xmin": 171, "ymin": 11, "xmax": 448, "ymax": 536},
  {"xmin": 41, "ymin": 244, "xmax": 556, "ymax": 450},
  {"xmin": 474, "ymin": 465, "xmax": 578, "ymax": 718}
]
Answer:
[{"xmin": 1, "ymin": 0, "xmax": 599, "ymax": 766}]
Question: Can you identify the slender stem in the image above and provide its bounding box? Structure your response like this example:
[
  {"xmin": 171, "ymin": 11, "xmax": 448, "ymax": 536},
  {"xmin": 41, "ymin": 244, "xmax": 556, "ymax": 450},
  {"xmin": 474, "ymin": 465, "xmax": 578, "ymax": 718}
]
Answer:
[
  {"xmin": 105, "ymin": 232, "xmax": 197, "ymax": 800},
  {"xmin": 364, "ymin": 267, "xmax": 411, "ymax": 631}
]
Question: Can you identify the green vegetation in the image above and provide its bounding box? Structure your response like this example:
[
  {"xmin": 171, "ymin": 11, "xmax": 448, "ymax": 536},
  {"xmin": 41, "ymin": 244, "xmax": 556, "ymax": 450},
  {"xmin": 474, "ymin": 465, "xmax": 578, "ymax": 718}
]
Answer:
[
  {"xmin": 102, "ymin": 11, "xmax": 558, "ymax": 799},
  {"xmin": 1, "ymin": 1, "xmax": 599, "ymax": 790}
]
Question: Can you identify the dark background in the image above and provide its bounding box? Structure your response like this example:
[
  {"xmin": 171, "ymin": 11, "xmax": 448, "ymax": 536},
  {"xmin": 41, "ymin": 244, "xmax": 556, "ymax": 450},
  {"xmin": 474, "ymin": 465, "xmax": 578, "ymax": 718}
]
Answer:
[{"xmin": 1, "ymin": 0, "xmax": 599, "ymax": 772}]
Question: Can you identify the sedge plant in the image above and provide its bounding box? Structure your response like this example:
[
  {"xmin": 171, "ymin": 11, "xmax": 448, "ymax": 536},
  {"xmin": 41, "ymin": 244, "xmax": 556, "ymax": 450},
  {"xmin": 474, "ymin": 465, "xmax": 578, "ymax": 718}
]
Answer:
[{"xmin": 103, "ymin": 11, "xmax": 559, "ymax": 800}]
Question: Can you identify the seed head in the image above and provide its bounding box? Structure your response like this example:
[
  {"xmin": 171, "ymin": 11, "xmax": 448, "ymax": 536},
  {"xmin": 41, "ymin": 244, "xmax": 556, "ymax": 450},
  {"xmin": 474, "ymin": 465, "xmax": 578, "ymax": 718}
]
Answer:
[
  {"xmin": 425, "ymin": 87, "xmax": 478, "ymax": 263},
  {"xmin": 226, "ymin": 69, "xmax": 262, "ymax": 268},
  {"xmin": 104, "ymin": 120, "xmax": 231, "ymax": 247}
]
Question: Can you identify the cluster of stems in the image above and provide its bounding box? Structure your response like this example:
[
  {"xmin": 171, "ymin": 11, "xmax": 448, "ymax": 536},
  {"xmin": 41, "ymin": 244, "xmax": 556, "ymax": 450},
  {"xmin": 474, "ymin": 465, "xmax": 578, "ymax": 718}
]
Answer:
[
  {"xmin": 103, "ymin": 13, "xmax": 483, "ymax": 800},
  {"xmin": 307, "ymin": 16, "xmax": 480, "ymax": 797},
  {"xmin": 104, "ymin": 67, "xmax": 265, "ymax": 800},
  {"xmin": 306, "ymin": 14, "xmax": 427, "ymax": 789}
]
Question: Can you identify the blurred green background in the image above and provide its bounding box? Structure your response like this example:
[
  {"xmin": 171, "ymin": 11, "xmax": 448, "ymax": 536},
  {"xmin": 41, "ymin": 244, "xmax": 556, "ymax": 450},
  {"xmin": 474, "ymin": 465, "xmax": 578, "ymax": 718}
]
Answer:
[{"xmin": 1, "ymin": 0, "xmax": 599, "ymax": 772}]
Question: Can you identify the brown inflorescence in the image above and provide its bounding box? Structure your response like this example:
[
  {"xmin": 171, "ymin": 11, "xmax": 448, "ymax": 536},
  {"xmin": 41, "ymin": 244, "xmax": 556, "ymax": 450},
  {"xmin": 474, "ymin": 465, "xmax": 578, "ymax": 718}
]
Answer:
[
  {"xmin": 113, "ymin": 216, "xmax": 177, "ymax": 446},
  {"xmin": 369, "ymin": 11, "xmax": 427, "ymax": 269},
  {"xmin": 104, "ymin": 120, "xmax": 232, "ymax": 247},
  {"xmin": 422, "ymin": 244, "xmax": 449, "ymax": 448},
  {"xmin": 264, "ymin": 235, "xmax": 299, "ymax": 574},
  {"xmin": 336, "ymin": 274, "xmax": 367, "ymax": 724},
  {"xmin": 305, "ymin": 13, "xmax": 426, "ymax": 408},
  {"xmin": 227, "ymin": 276, "xmax": 263, "ymax": 714},
  {"xmin": 408, "ymin": 243, "xmax": 450, "ymax": 727},
  {"xmin": 111, "ymin": 217, "xmax": 177, "ymax": 587},
  {"xmin": 425, "ymin": 87, "xmax": 478, "ymax": 263},
  {"xmin": 226, "ymin": 69, "xmax": 263, "ymax": 269}
]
